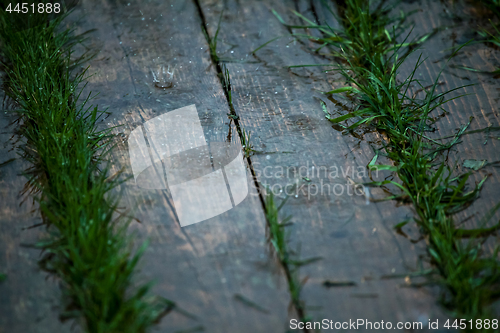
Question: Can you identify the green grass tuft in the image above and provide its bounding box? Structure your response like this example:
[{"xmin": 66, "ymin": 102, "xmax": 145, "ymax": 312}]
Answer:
[
  {"xmin": 267, "ymin": 0, "xmax": 500, "ymax": 324},
  {"xmin": 0, "ymin": 3, "xmax": 176, "ymax": 332},
  {"xmin": 264, "ymin": 189, "xmax": 321, "ymax": 331}
]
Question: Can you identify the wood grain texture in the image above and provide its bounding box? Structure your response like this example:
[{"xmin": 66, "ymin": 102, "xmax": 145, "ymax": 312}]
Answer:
[
  {"xmin": 65, "ymin": 0, "xmax": 292, "ymax": 332},
  {"xmin": 198, "ymin": 0, "xmax": 449, "ymax": 329}
]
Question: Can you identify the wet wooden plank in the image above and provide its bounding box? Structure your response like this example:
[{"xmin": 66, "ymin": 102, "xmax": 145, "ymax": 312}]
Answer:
[
  {"xmin": 65, "ymin": 0, "xmax": 291, "ymax": 332},
  {"xmin": 198, "ymin": 0, "xmax": 449, "ymax": 328}
]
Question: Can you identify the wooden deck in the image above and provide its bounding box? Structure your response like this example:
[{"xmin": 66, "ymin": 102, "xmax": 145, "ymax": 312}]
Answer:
[{"xmin": 1, "ymin": 0, "xmax": 499, "ymax": 332}]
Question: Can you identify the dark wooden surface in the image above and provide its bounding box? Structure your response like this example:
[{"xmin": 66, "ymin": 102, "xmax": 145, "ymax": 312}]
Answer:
[
  {"xmin": 0, "ymin": 0, "xmax": 499, "ymax": 332},
  {"xmin": 198, "ymin": 0, "xmax": 448, "ymax": 327},
  {"xmin": 65, "ymin": 1, "xmax": 292, "ymax": 332}
]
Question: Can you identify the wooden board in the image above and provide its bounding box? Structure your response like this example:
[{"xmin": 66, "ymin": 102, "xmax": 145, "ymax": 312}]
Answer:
[
  {"xmin": 64, "ymin": 0, "xmax": 291, "ymax": 332},
  {"xmin": 197, "ymin": 0, "xmax": 450, "ymax": 328}
]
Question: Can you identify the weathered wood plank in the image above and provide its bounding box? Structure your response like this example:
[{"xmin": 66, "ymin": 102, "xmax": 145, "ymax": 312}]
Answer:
[
  {"xmin": 65, "ymin": 0, "xmax": 292, "ymax": 332},
  {"xmin": 198, "ymin": 0, "xmax": 449, "ymax": 328}
]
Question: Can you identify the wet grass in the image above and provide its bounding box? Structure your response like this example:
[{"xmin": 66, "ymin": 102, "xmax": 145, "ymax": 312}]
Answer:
[
  {"xmin": 220, "ymin": 62, "xmax": 255, "ymax": 156},
  {"xmin": 264, "ymin": 189, "xmax": 321, "ymax": 333},
  {"xmin": 0, "ymin": 4, "xmax": 175, "ymax": 332},
  {"xmin": 201, "ymin": 11, "xmax": 256, "ymax": 157},
  {"xmin": 239, "ymin": 127, "xmax": 255, "ymax": 157},
  {"xmin": 264, "ymin": 0, "xmax": 500, "ymax": 326}
]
